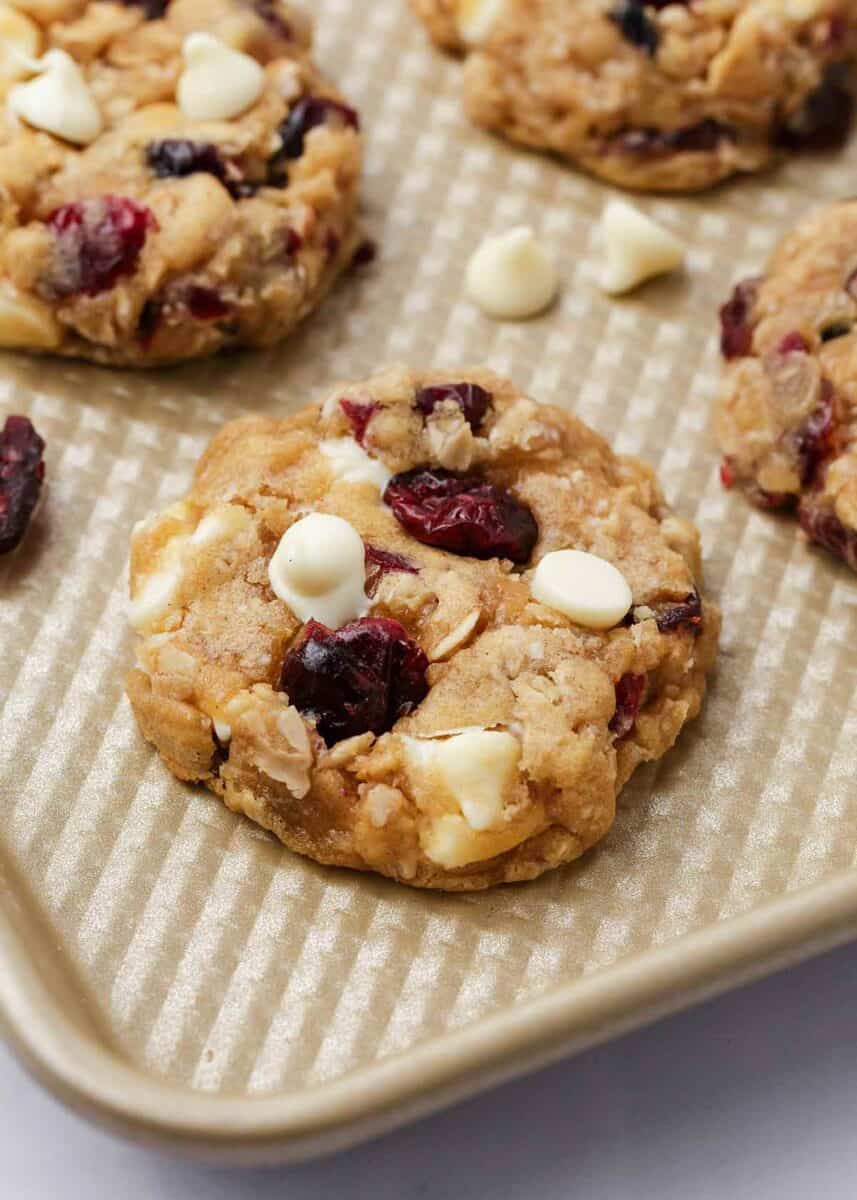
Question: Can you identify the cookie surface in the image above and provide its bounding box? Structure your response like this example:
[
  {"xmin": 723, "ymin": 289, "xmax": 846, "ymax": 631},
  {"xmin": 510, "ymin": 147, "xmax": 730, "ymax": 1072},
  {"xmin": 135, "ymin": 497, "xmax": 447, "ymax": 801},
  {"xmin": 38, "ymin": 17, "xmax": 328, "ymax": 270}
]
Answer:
[
  {"xmin": 127, "ymin": 367, "xmax": 718, "ymax": 890},
  {"xmin": 0, "ymin": 0, "xmax": 362, "ymax": 365},
  {"xmin": 717, "ymin": 200, "xmax": 857, "ymax": 572},
  {"xmin": 410, "ymin": 0, "xmax": 857, "ymax": 191}
]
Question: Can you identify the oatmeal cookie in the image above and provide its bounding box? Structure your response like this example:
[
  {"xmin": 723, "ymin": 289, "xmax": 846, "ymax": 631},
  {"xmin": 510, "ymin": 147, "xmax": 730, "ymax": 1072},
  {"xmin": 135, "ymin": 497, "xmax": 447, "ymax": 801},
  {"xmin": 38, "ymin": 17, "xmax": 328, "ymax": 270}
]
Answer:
[
  {"xmin": 126, "ymin": 367, "xmax": 719, "ymax": 890},
  {"xmin": 409, "ymin": 0, "xmax": 857, "ymax": 191},
  {"xmin": 0, "ymin": 0, "xmax": 362, "ymax": 365},
  {"xmin": 717, "ymin": 200, "xmax": 857, "ymax": 572}
]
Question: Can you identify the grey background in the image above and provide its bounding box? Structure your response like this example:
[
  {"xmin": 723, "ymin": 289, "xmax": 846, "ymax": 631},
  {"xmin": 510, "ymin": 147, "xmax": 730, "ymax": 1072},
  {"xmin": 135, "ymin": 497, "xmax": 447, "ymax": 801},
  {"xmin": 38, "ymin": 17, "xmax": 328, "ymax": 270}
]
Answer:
[{"xmin": 3, "ymin": 940, "xmax": 856, "ymax": 1198}]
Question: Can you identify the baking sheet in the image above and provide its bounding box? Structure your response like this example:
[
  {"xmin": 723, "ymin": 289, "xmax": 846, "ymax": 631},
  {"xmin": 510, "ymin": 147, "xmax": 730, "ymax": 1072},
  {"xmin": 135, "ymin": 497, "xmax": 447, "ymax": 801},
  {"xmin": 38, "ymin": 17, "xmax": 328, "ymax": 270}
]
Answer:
[{"xmin": 2, "ymin": 0, "xmax": 857, "ymax": 1164}]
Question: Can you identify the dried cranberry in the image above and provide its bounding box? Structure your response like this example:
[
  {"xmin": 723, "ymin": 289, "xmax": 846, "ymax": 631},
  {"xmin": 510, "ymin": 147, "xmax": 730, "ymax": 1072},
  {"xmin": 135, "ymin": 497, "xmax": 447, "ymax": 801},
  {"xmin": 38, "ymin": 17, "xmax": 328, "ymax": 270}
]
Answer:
[
  {"xmin": 820, "ymin": 322, "xmax": 851, "ymax": 342},
  {"xmin": 384, "ymin": 468, "xmax": 538, "ymax": 563},
  {"xmin": 255, "ymin": 0, "xmax": 292, "ymax": 38},
  {"xmin": 279, "ymin": 616, "xmax": 429, "ymax": 745},
  {"xmin": 274, "ymin": 96, "xmax": 360, "ymax": 164},
  {"xmin": 719, "ymin": 278, "xmax": 759, "ymax": 360},
  {"xmin": 137, "ymin": 298, "xmax": 161, "ymax": 347},
  {"xmin": 777, "ymin": 331, "xmax": 809, "ymax": 354},
  {"xmin": 186, "ymin": 286, "xmax": 230, "ymax": 321},
  {"xmin": 415, "ymin": 382, "xmax": 491, "ymax": 433},
  {"xmin": 787, "ymin": 382, "xmax": 837, "ymax": 486},
  {"xmin": 654, "ymin": 590, "xmax": 703, "ymax": 635},
  {"xmin": 339, "ymin": 399, "xmax": 378, "ymax": 446},
  {"xmin": 364, "ymin": 544, "xmax": 418, "ymax": 594},
  {"xmin": 609, "ymin": 673, "xmax": 646, "ymax": 739},
  {"xmin": 284, "ymin": 228, "xmax": 303, "ymax": 257},
  {"xmin": 609, "ymin": 2, "xmax": 658, "ymax": 55},
  {"xmin": 351, "ymin": 239, "xmax": 377, "ymax": 269},
  {"xmin": 146, "ymin": 139, "xmax": 226, "ymax": 182},
  {"xmin": 777, "ymin": 68, "xmax": 854, "ymax": 152},
  {"xmin": 0, "ymin": 416, "xmax": 45, "ymax": 556},
  {"xmin": 47, "ymin": 196, "xmax": 156, "ymax": 298},
  {"xmin": 720, "ymin": 458, "xmax": 737, "ymax": 489},
  {"xmin": 118, "ymin": 0, "xmax": 169, "ymax": 17},
  {"xmin": 609, "ymin": 119, "xmax": 728, "ymax": 158},
  {"xmin": 798, "ymin": 495, "xmax": 857, "ymax": 572}
]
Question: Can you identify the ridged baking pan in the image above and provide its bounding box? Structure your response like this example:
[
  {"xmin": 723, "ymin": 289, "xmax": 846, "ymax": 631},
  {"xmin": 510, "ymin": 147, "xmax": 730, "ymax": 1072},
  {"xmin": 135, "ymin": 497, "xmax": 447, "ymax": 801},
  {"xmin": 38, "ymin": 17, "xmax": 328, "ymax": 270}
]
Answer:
[{"xmin": 1, "ymin": 0, "xmax": 856, "ymax": 1164}]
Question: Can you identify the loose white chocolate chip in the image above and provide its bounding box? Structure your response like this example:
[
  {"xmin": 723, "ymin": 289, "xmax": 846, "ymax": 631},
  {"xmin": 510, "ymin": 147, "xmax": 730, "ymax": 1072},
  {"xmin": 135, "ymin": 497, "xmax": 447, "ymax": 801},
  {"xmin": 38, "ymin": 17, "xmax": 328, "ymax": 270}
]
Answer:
[
  {"xmin": 177, "ymin": 33, "xmax": 265, "ymax": 122},
  {"xmin": 455, "ymin": 0, "xmax": 506, "ymax": 43},
  {"xmin": 531, "ymin": 549, "xmax": 632, "ymax": 630},
  {"xmin": 0, "ymin": 6, "xmax": 41, "ymax": 81},
  {"xmin": 320, "ymin": 437, "xmax": 391, "ymax": 492},
  {"xmin": 598, "ymin": 199, "xmax": 685, "ymax": 296},
  {"xmin": 8, "ymin": 49, "xmax": 102, "ymax": 144},
  {"xmin": 465, "ymin": 226, "xmax": 558, "ymax": 319},
  {"xmin": 268, "ymin": 512, "xmax": 369, "ymax": 629}
]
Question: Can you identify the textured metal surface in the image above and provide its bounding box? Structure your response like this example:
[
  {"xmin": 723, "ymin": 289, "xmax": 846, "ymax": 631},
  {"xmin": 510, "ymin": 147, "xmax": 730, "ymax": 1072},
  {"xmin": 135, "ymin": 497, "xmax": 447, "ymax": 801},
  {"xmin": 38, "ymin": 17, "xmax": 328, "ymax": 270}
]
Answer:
[{"xmin": 1, "ymin": 0, "xmax": 857, "ymax": 1136}]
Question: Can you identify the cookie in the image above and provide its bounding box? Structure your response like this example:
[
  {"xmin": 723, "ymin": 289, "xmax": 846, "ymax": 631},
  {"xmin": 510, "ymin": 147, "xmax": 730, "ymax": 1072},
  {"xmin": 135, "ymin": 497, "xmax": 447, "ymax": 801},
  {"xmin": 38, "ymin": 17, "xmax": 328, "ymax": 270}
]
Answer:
[
  {"xmin": 717, "ymin": 200, "xmax": 857, "ymax": 572},
  {"xmin": 0, "ymin": 0, "xmax": 362, "ymax": 366},
  {"xmin": 409, "ymin": 0, "xmax": 857, "ymax": 192},
  {"xmin": 126, "ymin": 367, "xmax": 719, "ymax": 890}
]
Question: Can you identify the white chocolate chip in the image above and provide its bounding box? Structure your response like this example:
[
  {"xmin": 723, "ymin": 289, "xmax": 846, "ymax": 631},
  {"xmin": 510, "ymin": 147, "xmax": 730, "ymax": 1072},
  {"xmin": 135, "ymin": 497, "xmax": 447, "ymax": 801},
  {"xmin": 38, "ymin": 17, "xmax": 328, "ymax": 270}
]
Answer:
[
  {"xmin": 531, "ymin": 549, "xmax": 632, "ymax": 630},
  {"xmin": 0, "ymin": 6, "xmax": 41, "ymax": 81},
  {"xmin": 598, "ymin": 199, "xmax": 685, "ymax": 296},
  {"xmin": 190, "ymin": 504, "xmax": 251, "ymax": 547},
  {"xmin": 421, "ymin": 810, "xmax": 541, "ymax": 870},
  {"xmin": 177, "ymin": 33, "xmax": 265, "ymax": 122},
  {"xmin": 405, "ymin": 729, "xmax": 520, "ymax": 831},
  {"xmin": 8, "ymin": 49, "xmax": 102, "ymax": 145},
  {"xmin": 319, "ymin": 437, "xmax": 391, "ymax": 492},
  {"xmin": 465, "ymin": 226, "xmax": 558, "ymax": 320},
  {"xmin": 455, "ymin": 0, "xmax": 506, "ymax": 43},
  {"xmin": 128, "ymin": 550, "xmax": 186, "ymax": 631},
  {"xmin": 268, "ymin": 512, "xmax": 369, "ymax": 629},
  {"xmin": 213, "ymin": 720, "xmax": 232, "ymax": 743}
]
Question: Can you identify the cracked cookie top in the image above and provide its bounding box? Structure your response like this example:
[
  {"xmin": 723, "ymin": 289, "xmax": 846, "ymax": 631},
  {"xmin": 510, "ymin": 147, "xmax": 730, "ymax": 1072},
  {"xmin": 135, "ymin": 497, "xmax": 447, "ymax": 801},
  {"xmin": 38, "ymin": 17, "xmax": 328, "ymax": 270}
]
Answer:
[
  {"xmin": 127, "ymin": 366, "xmax": 719, "ymax": 889},
  {"xmin": 0, "ymin": 0, "xmax": 361, "ymax": 364},
  {"xmin": 409, "ymin": 0, "xmax": 856, "ymax": 191}
]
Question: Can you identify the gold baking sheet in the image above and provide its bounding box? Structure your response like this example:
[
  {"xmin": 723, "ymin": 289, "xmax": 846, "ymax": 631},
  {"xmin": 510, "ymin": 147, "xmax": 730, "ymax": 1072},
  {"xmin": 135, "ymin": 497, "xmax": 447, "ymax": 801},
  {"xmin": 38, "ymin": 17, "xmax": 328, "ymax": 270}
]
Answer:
[{"xmin": 2, "ymin": 0, "xmax": 857, "ymax": 1165}]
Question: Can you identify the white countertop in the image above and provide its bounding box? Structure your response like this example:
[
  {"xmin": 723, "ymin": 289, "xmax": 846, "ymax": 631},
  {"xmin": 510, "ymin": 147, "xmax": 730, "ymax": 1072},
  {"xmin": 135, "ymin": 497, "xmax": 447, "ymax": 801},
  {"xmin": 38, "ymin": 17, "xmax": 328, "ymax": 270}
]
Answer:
[{"xmin": 4, "ymin": 940, "xmax": 857, "ymax": 1198}]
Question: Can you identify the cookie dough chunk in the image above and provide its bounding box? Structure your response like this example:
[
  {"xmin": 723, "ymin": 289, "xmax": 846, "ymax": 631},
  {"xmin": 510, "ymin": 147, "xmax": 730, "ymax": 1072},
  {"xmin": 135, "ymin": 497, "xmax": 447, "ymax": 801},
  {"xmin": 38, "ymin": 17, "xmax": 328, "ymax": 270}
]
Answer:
[
  {"xmin": 409, "ymin": 0, "xmax": 857, "ymax": 192},
  {"xmin": 0, "ymin": 0, "xmax": 362, "ymax": 365},
  {"xmin": 127, "ymin": 367, "xmax": 719, "ymax": 889},
  {"xmin": 717, "ymin": 200, "xmax": 857, "ymax": 572}
]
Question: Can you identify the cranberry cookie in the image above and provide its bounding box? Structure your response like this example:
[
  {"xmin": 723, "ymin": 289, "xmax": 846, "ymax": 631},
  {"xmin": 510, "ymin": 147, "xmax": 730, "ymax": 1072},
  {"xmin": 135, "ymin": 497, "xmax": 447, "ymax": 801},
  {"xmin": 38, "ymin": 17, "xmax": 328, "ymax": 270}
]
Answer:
[
  {"xmin": 127, "ymin": 367, "xmax": 718, "ymax": 890},
  {"xmin": 717, "ymin": 200, "xmax": 857, "ymax": 572},
  {"xmin": 0, "ymin": 0, "xmax": 361, "ymax": 365},
  {"xmin": 409, "ymin": 0, "xmax": 856, "ymax": 191}
]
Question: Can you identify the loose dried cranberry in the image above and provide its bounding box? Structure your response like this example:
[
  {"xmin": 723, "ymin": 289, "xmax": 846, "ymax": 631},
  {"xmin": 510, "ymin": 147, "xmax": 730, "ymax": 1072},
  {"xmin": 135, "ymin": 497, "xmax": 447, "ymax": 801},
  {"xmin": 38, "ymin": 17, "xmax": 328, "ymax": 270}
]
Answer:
[
  {"xmin": 274, "ymin": 96, "xmax": 360, "ymax": 163},
  {"xmin": 719, "ymin": 278, "xmax": 759, "ymax": 360},
  {"xmin": 340, "ymin": 398, "xmax": 378, "ymax": 446},
  {"xmin": 186, "ymin": 286, "xmax": 230, "ymax": 321},
  {"xmin": 777, "ymin": 68, "xmax": 854, "ymax": 152},
  {"xmin": 415, "ymin": 382, "xmax": 491, "ymax": 433},
  {"xmin": 0, "ymin": 416, "xmax": 45, "ymax": 556},
  {"xmin": 609, "ymin": 119, "xmax": 728, "ymax": 158},
  {"xmin": 654, "ymin": 590, "xmax": 703, "ymax": 635},
  {"xmin": 279, "ymin": 616, "xmax": 429, "ymax": 745},
  {"xmin": 610, "ymin": 1, "xmax": 658, "ymax": 55},
  {"xmin": 798, "ymin": 495, "xmax": 857, "ymax": 572},
  {"xmin": 609, "ymin": 673, "xmax": 646, "ymax": 739},
  {"xmin": 788, "ymin": 381, "xmax": 837, "ymax": 486},
  {"xmin": 364, "ymin": 544, "xmax": 418, "ymax": 594},
  {"xmin": 118, "ymin": 0, "xmax": 169, "ymax": 17},
  {"xmin": 47, "ymin": 196, "xmax": 156, "ymax": 298},
  {"xmin": 384, "ymin": 468, "xmax": 538, "ymax": 563},
  {"xmin": 777, "ymin": 331, "xmax": 809, "ymax": 354}
]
